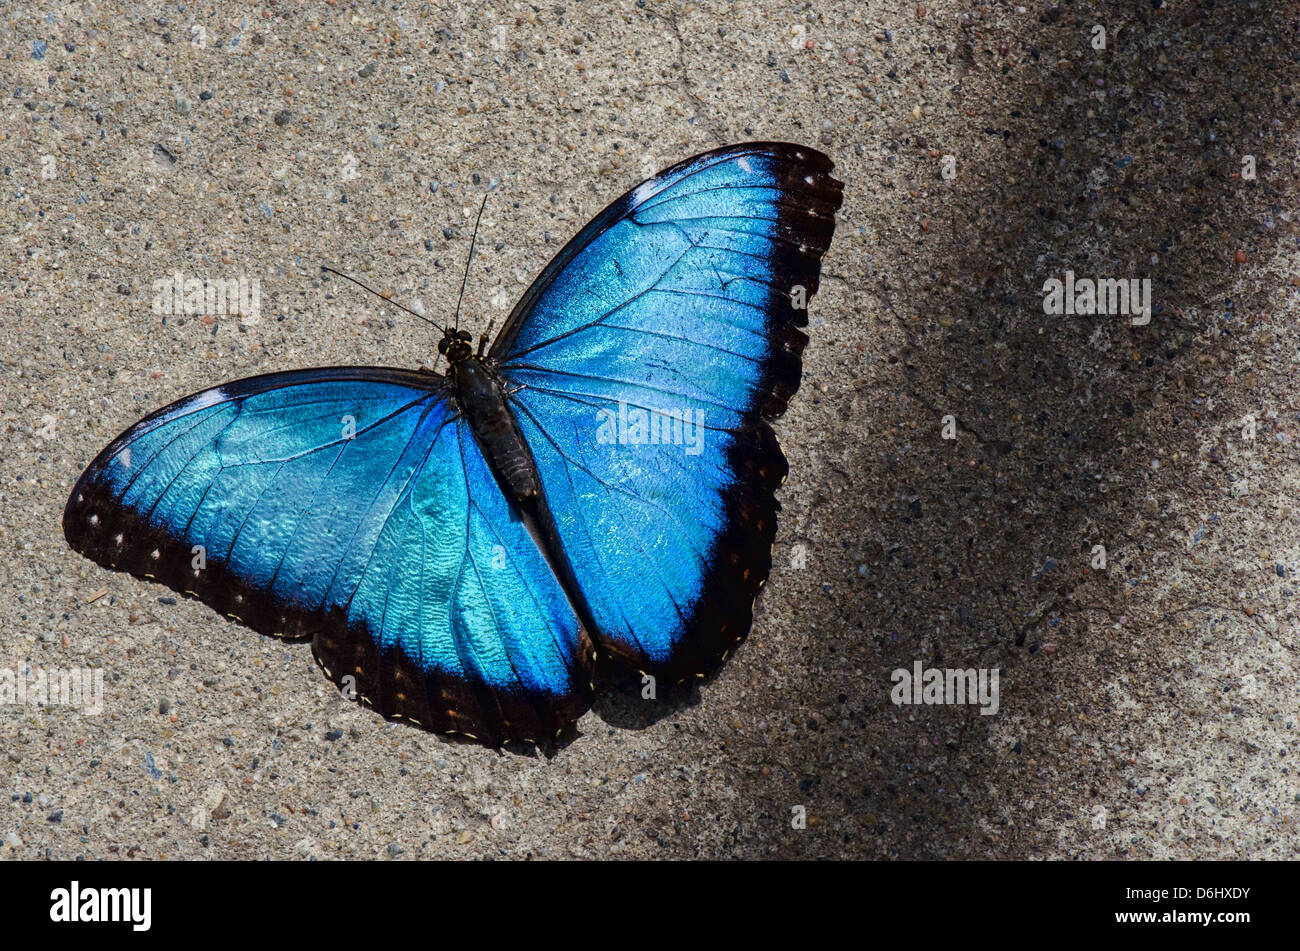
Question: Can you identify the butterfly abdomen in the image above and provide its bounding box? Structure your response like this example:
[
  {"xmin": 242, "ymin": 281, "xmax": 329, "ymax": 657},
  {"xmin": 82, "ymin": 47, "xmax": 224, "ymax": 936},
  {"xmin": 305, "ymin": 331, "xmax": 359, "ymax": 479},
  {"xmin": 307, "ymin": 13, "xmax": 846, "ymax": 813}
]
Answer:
[
  {"xmin": 449, "ymin": 354, "xmax": 608, "ymax": 674},
  {"xmin": 451, "ymin": 357, "xmax": 541, "ymax": 502}
]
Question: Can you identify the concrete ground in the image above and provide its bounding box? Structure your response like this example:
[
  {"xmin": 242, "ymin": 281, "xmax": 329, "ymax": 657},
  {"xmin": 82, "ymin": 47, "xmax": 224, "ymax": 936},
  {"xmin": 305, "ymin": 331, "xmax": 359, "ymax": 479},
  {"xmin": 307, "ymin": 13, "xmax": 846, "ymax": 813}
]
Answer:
[{"xmin": 1, "ymin": 1, "xmax": 1297, "ymax": 859}]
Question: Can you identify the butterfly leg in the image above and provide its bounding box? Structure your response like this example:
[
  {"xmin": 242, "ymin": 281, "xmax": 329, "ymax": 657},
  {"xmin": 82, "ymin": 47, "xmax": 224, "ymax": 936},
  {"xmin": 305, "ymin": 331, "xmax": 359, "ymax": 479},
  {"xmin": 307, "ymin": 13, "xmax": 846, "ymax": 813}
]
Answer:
[{"xmin": 477, "ymin": 318, "xmax": 495, "ymax": 358}]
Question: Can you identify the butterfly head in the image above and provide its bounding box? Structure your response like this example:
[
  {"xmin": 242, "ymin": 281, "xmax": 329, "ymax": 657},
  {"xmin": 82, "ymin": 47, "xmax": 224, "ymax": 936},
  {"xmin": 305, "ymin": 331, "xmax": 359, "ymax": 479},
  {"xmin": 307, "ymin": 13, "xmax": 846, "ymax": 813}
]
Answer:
[{"xmin": 437, "ymin": 327, "xmax": 474, "ymax": 364}]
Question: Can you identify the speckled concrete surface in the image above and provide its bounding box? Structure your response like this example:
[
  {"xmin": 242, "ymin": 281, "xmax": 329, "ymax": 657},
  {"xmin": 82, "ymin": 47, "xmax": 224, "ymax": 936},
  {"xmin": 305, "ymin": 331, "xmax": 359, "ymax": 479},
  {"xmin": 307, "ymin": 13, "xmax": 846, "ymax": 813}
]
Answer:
[{"xmin": 2, "ymin": 1, "xmax": 1298, "ymax": 860}]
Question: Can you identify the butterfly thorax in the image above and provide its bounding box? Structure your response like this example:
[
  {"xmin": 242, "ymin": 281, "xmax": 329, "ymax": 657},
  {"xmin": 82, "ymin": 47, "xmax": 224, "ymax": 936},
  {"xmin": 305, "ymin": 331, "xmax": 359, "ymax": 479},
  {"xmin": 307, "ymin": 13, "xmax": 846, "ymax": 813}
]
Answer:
[{"xmin": 448, "ymin": 352, "xmax": 541, "ymax": 503}]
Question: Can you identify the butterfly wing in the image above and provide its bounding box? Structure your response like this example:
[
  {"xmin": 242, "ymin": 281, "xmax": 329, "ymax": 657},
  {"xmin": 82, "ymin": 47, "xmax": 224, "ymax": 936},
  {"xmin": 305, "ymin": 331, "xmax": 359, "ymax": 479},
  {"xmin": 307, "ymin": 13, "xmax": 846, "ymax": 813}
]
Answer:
[
  {"xmin": 491, "ymin": 143, "xmax": 843, "ymax": 680},
  {"xmin": 63, "ymin": 367, "xmax": 593, "ymax": 744}
]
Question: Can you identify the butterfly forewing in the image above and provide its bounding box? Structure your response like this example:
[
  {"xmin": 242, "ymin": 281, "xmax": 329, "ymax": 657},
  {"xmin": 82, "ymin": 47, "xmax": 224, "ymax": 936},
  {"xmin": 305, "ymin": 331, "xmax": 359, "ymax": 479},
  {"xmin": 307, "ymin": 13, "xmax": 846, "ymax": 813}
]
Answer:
[{"xmin": 493, "ymin": 143, "xmax": 843, "ymax": 681}]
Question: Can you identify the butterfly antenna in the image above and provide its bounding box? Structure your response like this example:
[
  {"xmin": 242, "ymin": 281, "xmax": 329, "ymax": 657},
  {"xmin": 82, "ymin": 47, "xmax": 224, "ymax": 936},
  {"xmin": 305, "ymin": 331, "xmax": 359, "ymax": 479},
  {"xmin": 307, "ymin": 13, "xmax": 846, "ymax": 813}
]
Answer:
[
  {"xmin": 319, "ymin": 265, "xmax": 440, "ymax": 330},
  {"xmin": 453, "ymin": 192, "xmax": 490, "ymax": 332}
]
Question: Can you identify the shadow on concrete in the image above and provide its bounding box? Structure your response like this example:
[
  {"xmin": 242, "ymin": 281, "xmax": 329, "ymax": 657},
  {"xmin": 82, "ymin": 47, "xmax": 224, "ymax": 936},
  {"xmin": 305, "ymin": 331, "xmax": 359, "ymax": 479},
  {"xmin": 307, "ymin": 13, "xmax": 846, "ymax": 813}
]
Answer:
[{"xmin": 724, "ymin": 1, "xmax": 1298, "ymax": 857}]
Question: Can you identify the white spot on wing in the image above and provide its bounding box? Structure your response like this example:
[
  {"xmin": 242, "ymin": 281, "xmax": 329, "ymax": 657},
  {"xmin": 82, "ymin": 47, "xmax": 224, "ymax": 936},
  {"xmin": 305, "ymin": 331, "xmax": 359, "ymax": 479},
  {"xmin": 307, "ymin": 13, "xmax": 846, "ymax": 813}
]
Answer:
[
  {"xmin": 738, "ymin": 157, "xmax": 753, "ymax": 173},
  {"xmin": 186, "ymin": 388, "xmax": 228, "ymax": 413},
  {"xmin": 630, "ymin": 180, "xmax": 659, "ymax": 206}
]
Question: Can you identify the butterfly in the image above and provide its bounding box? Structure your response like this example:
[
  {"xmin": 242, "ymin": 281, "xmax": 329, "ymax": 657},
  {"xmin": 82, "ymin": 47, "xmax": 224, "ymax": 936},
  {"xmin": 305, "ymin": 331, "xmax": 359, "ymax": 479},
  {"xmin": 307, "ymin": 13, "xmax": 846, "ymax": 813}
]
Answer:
[{"xmin": 63, "ymin": 142, "xmax": 843, "ymax": 746}]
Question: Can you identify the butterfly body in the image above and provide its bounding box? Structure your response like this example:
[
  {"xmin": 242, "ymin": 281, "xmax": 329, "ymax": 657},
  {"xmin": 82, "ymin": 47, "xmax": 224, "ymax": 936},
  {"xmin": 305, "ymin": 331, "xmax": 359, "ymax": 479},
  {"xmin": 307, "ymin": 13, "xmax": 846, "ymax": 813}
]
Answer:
[
  {"xmin": 446, "ymin": 347, "xmax": 543, "ymax": 504},
  {"xmin": 64, "ymin": 143, "xmax": 843, "ymax": 746}
]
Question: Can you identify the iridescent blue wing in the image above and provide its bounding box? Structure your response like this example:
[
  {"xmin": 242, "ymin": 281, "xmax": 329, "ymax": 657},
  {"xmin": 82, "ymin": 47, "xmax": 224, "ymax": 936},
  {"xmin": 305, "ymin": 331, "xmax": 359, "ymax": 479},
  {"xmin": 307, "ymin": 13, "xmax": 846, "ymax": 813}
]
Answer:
[
  {"xmin": 63, "ymin": 368, "xmax": 593, "ymax": 745},
  {"xmin": 491, "ymin": 143, "xmax": 843, "ymax": 681}
]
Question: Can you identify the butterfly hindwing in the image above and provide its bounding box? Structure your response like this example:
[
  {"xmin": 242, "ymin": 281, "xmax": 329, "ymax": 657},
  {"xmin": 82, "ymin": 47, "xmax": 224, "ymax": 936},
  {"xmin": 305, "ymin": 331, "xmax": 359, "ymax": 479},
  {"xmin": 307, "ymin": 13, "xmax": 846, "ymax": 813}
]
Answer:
[
  {"xmin": 63, "ymin": 368, "xmax": 593, "ymax": 744},
  {"xmin": 493, "ymin": 143, "xmax": 843, "ymax": 680}
]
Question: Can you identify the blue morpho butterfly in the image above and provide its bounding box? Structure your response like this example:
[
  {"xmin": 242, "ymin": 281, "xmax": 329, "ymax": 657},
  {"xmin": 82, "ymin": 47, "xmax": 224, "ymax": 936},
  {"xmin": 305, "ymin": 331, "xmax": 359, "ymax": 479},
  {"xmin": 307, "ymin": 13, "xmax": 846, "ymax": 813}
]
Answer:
[{"xmin": 63, "ymin": 143, "xmax": 843, "ymax": 746}]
